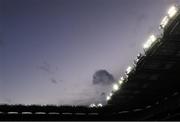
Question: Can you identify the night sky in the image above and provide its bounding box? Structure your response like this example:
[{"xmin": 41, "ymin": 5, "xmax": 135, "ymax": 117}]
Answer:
[{"xmin": 0, "ymin": 0, "xmax": 179, "ymax": 105}]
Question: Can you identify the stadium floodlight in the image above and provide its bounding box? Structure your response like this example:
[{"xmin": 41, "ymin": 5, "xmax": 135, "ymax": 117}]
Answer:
[
  {"xmin": 97, "ymin": 103, "xmax": 103, "ymax": 107},
  {"xmin": 137, "ymin": 53, "xmax": 141, "ymax": 58},
  {"xmin": 119, "ymin": 79, "xmax": 123, "ymax": 85},
  {"xmin": 106, "ymin": 96, "xmax": 111, "ymax": 101},
  {"xmin": 113, "ymin": 83, "xmax": 119, "ymax": 91},
  {"xmin": 160, "ymin": 16, "xmax": 169, "ymax": 29},
  {"xmin": 89, "ymin": 103, "xmax": 96, "ymax": 108},
  {"xmin": 109, "ymin": 92, "xmax": 113, "ymax": 97},
  {"xmin": 143, "ymin": 35, "xmax": 157, "ymax": 49},
  {"xmin": 126, "ymin": 66, "xmax": 132, "ymax": 74},
  {"xmin": 120, "ymin": 76, "xmax": 124, "ymax": 81},
  {"xmin": 168, "ymin": 6, "xmax": 178, "ymax": 18},
  {"xmin": 136, "ymin": 53, "xmax": 142, "ymax": 60},
  {"xmin": 136, "ymin": 58, "xmax": 140, "ymax": 61}
]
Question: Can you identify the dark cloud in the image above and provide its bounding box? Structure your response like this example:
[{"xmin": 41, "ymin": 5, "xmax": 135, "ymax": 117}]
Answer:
[
  {"xmin": 50, "ymin": 78, "xmax": 63, "ymax": 84},
  {"xmin": 92, "ymin": 70, "xmax": 115, "ymax": 85},
  {"xmin": 38, "ymin": 61, "xmax": 53, "ymax": 74},
  {"xmin": 38, "ymin": 62, "xmax": 60, "ymax": 75},
  {"xmin": 50, "ymin": 78, "xmax": 58, "ymax": 84}
]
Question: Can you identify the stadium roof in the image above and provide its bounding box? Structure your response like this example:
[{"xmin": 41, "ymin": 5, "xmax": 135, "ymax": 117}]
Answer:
[{"xmin": 107, "ymin": 5, "xmax": 180, "ymax": 110}]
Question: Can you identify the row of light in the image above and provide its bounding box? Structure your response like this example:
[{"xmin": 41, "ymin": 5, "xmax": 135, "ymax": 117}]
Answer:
[
  {"xmin": 89, "ymin": 103, "xmax": 103, "ymax": 108},
  {"xmin": 106, "ymin": 66, "xmax": 134, "ymax": 101},
  {"xmin": 160, "ymin": 6, "xmax": 178, "ymax": 29},
  {"xmin": 106, "ymin": 65, "xmax": 134, "ymax": 101},
  {"xmin": 144, "ymin": 5, "xmax": 178, "ymax": 50},
  {"xmin": 106, "ymin": 5, "xmax": 179, "ymax": 102}
]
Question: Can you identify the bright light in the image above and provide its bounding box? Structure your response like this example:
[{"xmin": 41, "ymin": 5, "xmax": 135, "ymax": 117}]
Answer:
[
  {"xmin": 160, "ymin": 16, "xmax": 169, "ymax": 29},
  {"xmin": 120, "ymin": 77, "xmax": 124, "ymax": 81},
  {"xmin": 106, "ymin": 96, "xmax": 111, "ymax": 101},
  {"xmin": 126, "ymin": 66, "xmax": 132, "ymax": 74},
  {"xmin": 89, "ymin": 103, "xmax": 96, "ymax": 108},
  {"xmin": 97, "ymin": 103, "xmax": 103, "ymax": 107},
  {"xmin": 137, "ymin": 53, "xmax": 142, "ymax": 60},
  {"xmin": 109, "ymin": 92, "xmax": 113, "ymax": 97},
  {"xmin": 113, "ymin": 83, "xmax": 119, "ymax": 91},
  {"xmin": 119, "ymin": 80, "xmax": 123, "ymax": 85},
  {"xmin": 135, "ymin": 58, "xmax": 139, "ymax": 63},
  {"xmin": 143, "ymin": 35, "xmax": 157, "ymax": 49},
  {"xmin": 168, "ymin": 6, "xmax": 178, "ymax": 18},
  {"xmin": 137, "ymin": 53, "xmax": 141, "ymax": 58}
]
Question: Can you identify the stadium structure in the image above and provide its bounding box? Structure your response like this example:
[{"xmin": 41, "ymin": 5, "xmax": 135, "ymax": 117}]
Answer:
[{"xmin": 1, "ymin": 5, "xmax": 180, "ymax": 121}]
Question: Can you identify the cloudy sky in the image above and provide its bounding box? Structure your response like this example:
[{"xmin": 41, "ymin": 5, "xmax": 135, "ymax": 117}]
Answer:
[{"xmin": 0, "ymin": 0, "xmax": 179, "ymax": 105}]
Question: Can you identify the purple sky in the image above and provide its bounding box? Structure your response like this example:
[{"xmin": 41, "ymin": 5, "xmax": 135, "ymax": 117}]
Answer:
[{"xmin": 0, "ymin": 0, "xmax": 179, "ymax": 105}]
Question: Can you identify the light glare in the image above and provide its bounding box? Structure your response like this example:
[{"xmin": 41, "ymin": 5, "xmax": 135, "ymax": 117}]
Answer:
[
  {"xmin": 113, "ymin": 84, "xmax": 119, "ymax": 91},
  {"xmin": 89, "ymin": 103, "xmax": 96, "ymax": 108},
  {"xmin": 143, "ymin": 35, "xmax": 157, "ymax": 49},
  {"xmin": 120, "ymin": 77, "xmax": 124, "ymax": 81},
  {"xmin": 119, "ymin": 80, "xmax": 123, "ymax": 85},
  {"xmin": 97, "ymin": 103, "xmax": 103, "ymax": 107},
  {"xmin": 168, "ymin": 6, "xmax": 177, "ymax": 18},
  {"xmin": 109, "ymin": 92, "xmax": 113, "ymax": 97},
  {"xmin": 160, "ymin": 16, "xmax": 169, "ymax": 29},
  {"xmin": 106, "ymin": 96, "xmax": 111, "ymax": 101},
  {"xmin": 126, "ymin": 66, "xmax": 132, "ymax": 74},
  {"xmin": 136, "ymin": 58, "xmax": 139, "ymax": 63}
]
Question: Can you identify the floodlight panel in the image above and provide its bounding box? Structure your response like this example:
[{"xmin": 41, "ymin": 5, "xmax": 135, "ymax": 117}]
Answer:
[
  {"xmin": 143, "ymin": 35, "xmax": 157, "ymax": 49},
  {"xmin": 110, "ymin": 92, "xmax": 113, "ymax": 97},
  {"xmin": 89, "ymin": 103, "xmax": 96, "ymax": 107},
  {"xmin": 136, "ymin": 58, "xmax": 140, "ymax": 62},
  {"xmin": 120, "ymin": 77, "xmax": 124, "ymax": 81},
  {"xmin": 160, "ymin": 16, "xmax": 169, "ymax": 28},
  {"xmin": 97, "ymin": 103, "xmax": 103, "ymax": 107},
  {"xmin": 106, "ymin": 96, "xmax": 111, "ymax": 101},
  {"xmin": 143, "ymin": 42, "xmax": 150, "ymax": 49},
  {"xmin": 126, "ymin": 66, "xmax": 132, "ymax": 74},
  {"xmin": 119, "ymin": 80, "xmax": 123, "ymax": 85},
  {"xmin": 149, "ymin": 35, "xmax": 156, "ymax": 42},
  {"xmin": 168, "ymin": 6, "xmax": 178, "ymax": 18},
  {"xmin": 113, "ymin": 84, "xmax": 119, "ymax": 91}
]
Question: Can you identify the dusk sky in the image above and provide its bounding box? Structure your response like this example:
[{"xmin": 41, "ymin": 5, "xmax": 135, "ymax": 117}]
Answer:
[{"xmin": 0, "ymin": 0, "xmax": 179, "ymax": 105}]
